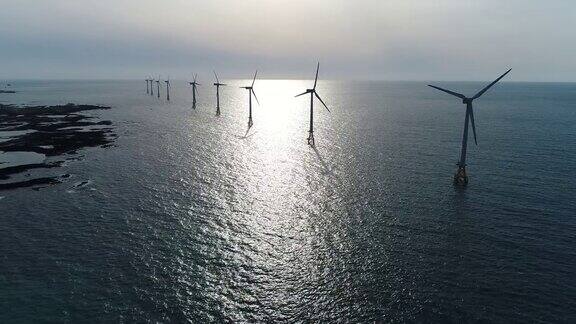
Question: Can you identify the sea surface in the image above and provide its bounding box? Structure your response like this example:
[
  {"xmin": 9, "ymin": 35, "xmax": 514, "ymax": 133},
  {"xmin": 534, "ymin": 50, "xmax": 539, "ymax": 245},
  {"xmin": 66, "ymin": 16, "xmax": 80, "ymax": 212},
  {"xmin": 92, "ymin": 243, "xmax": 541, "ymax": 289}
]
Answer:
[{"xmin": 1, "ymin": 80, "xmax": 575, "ymax": 322}]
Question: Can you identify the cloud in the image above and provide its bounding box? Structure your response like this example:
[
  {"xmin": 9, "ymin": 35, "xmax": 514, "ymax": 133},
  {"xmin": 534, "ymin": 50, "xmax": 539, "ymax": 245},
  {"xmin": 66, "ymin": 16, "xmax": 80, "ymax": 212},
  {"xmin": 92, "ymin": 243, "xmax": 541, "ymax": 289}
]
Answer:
[{"xmin": 0, "ymin": 0, "xmax": 574, "ymax": 80}]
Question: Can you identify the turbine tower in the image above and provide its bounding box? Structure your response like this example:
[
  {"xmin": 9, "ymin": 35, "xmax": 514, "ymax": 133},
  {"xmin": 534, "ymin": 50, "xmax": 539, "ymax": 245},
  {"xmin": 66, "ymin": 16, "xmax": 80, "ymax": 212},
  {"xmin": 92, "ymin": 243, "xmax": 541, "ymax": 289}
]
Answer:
[
  {"xmin": 189, "ymin": 74, "xmax": 200, "ymax": 109},
  {"xmin": 165, "ymin": 77, "xmax": 171, "ymax": 101},
  {"xmin": 156, "ymin": 76, "xmax": 161, "ymax": 99},
  {"xmin": 213, "ymin": 71, "xmax": 226, "ymax": 116},
  {"xmin": 428, "ymin": 68, "xmax": 511, "ymax": 185},
  {"xmin": 150, "ymin": 77, "xmax": 154, "ymax": 96},
  {"xmin": 295, "ymin": 62, "xmax": 330, "ymax": 146},
  {"xmin": 146, "ymin": 78, "xmax": 150, "ymax": 95},
  {"xmin": 241, "ymin": 70, "xmax": 260, "ymax": 128}
]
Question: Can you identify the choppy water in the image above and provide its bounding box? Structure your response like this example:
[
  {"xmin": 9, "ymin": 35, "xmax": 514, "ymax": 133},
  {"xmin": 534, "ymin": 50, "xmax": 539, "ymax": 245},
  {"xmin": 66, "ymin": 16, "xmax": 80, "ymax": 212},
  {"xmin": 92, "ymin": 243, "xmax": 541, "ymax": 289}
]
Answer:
[{"xmin": 1, "ymin": 80, "xmax": 575, "ymax": 322}]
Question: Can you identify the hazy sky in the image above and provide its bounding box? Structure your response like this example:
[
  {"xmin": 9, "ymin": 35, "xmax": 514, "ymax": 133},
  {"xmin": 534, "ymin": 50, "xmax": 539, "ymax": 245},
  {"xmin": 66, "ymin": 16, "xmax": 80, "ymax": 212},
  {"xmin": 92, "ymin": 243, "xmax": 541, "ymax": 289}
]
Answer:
[{"xmin": 0, "ymin": 0, "xmax": 574, "ymax": 81}]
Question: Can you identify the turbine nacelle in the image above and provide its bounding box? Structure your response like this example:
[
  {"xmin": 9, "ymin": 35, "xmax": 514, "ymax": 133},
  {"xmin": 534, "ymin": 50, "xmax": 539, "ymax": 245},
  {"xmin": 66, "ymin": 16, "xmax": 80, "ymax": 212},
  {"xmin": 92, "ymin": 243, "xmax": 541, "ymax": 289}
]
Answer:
[
  {"xmin": 295, "ymin": 63, "xmax": 330, "ymax": 112},
  {"xmin": 189, "ymin": 74, "xmax": 200, "ymax": 86},
  {"xmin": 213, "ymin": 71, "xmax": 226, "ymax": 87},
  {"xmin": 241, "ymin": 70, "xmax": 259, "ymax": 109}
]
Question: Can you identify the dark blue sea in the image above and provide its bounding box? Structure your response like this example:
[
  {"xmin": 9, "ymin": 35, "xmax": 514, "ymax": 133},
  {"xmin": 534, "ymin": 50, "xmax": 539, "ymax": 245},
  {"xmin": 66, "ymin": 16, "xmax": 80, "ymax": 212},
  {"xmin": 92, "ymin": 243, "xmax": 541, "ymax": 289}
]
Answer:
[{"xmin": 1, "ymin": 80, "xmax": 575, "ymax": 322}]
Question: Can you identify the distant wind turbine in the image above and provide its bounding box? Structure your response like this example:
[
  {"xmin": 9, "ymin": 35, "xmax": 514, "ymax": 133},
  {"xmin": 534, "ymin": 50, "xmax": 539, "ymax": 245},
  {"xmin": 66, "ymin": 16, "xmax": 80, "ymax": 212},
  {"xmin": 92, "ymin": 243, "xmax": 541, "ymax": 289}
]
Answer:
[
  {"xmin": 146, "ymin": 78, "xmax": 150, "ymax": 95},
  {"xmin": 165, "ymin": 77, "xmax": 171, "ymax": 101},
  {"xmin": 150, "ymin": 77, "xmax": 154, "ymax": 96},
  {"xmin": 213, "ymin": 71, "xmax": 226, "ymax": 116},
  {"xmin": 156, "ymin": 76, "xmax": 161, "ymax": 99},
  {"xmin": 428, "ymin": 68, "xmax": 512, "ymax": 185},
  {"xmin": 241, "ymin": 70, "xmax": 260, "ymax": 129},
  {"xmin": 189, "ymin": 74, "xmax": 200, "ymax": 109},
  {"xmin": 295, "ymin": 62, "xmax": 330, "ymax": 146}
]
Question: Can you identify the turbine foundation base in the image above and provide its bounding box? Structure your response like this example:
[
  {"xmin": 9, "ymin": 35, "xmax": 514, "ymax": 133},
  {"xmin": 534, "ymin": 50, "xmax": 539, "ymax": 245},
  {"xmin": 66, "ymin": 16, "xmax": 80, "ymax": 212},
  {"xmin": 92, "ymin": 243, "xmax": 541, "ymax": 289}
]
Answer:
[
  {"xmin": 307, "ymin": 131, "xmax": 315, "ymax": 146},
  {"xmin": 453, "ymin": 167, "xmax": 469, "ymax": 185},
  {"xmin": 248, "ymin": 118, "xmax": 253, "ymax": 128}
]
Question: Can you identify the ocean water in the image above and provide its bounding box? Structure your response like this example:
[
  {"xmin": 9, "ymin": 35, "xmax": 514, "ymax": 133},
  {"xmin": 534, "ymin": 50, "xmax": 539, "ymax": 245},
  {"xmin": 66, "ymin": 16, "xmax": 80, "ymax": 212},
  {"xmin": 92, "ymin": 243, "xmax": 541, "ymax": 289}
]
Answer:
[{"xmin": 1, "ymin": 80, "xmax": 575, "ymax": 322}]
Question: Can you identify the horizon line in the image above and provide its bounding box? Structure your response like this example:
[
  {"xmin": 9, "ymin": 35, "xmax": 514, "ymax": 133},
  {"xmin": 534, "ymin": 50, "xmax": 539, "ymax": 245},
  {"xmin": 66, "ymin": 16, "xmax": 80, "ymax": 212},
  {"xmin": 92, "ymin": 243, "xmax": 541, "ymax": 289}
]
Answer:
[{"xmin": 2, "ymin": 78, "xmax": 576, "ymax": 84}]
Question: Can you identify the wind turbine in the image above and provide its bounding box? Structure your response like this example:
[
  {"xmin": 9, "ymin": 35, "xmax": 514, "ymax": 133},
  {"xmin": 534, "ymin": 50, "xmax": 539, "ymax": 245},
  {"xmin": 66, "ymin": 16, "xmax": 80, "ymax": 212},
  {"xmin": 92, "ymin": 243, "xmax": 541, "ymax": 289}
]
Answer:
[
  {"xmin": 241, "ymin": 70, "xmax": 260, "ymax": 128},
  {"xmin": 156, "ymin": 76, "xmax": 161, "ymax": 99},
  {"xmin": 146, "ymin": 78, "xmax": 150, "ymax": 94},
  {"xmin": 295, "ymin": 62, "xmax": 330, "ymax": 146},
  {"xmin": 213, "ymin": 71, "xmax": 226, "ymax": 116},
  {"xmin": 150, "ymin": 77, "xmax": 154, "ymax": 96},
  {"xmin": 189, "ymin": 74, "xmax": 200, "ymax": 109},
  {"xmin": 165, "ymin": 77, "xmax": 171, "ymax": 101},
  {"xmin": 428, "ymin": 68, "xmax": 511, "ymax": 185}
]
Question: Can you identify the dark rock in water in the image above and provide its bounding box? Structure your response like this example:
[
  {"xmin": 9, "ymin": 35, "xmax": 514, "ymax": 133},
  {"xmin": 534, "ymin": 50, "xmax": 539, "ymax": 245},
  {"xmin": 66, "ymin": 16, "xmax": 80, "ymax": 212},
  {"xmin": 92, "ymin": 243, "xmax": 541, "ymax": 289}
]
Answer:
[
  {"xmin": 0, "ymin": 177, "xmax": 61, "ymax": 191},
  {"xmin": 0, "ymin": 162, "xmax": 62, "ymax": 180},
  {"xmin": 0, "ymin": 103, "xmax": 115, "ymax": 155},
  {"xmin": 0, "ymin": 103, "xmax": 116, "ymax": 191},
  {"xmin": 0, "ymin": 103, "xmax": 108, "ymax": 116},
  {"xmin": 71, "ymin": 180, "xmax": 91, "ymax": 189}
]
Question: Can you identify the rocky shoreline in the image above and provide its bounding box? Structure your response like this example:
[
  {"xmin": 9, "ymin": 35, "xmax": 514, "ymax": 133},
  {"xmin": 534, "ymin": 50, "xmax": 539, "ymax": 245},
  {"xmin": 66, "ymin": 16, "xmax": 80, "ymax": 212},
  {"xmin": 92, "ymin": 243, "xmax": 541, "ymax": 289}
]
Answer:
[{"xmin": 0, "ymin": 103, "xmax": 116, "ymax": 191}]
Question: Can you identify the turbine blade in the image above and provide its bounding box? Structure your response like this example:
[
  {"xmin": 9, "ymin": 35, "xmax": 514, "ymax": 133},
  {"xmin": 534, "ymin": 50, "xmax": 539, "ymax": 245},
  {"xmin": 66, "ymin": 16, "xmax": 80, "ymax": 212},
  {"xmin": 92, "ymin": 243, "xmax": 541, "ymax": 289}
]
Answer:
[
  {"xmin": 313, "ymin": 62, "xmax": 319, "ymax": 89},
  {"xmin": 315, "ymin": 92, "xmax": 330, "ymax": 112},
  {"xmin": 295, "ymin": 91, "xmax": 308, "ymax": 97},
  {"xmin": 472, "ymin": 68, "xmax": 512, "ymax": 99},
  {"xmin": 469, "ymin": 106, "xmax": 478, "ymax": 145},
  {"xmin": 213, "ymin": 70, "xmax": 219, "ymax": 83},
  {"xmin": 194, "ymin": 74, "xmax": 197, "ymax": 83},
  {"xmin": 252, "ymin": 89, "xmax": 260, "ymax": 105},
  {"xmin": 252, "ymin": 70, "xmax": 257, "ymax": 88},
  {"xmin": 427, "ymin": 85, "xmax": 466, "ymax": 99}
]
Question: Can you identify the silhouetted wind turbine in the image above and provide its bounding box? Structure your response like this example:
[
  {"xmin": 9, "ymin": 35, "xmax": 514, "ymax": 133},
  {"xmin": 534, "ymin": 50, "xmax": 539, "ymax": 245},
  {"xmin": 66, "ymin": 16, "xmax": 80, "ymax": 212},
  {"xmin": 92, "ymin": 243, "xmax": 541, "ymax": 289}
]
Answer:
[
  {"xmin": 241, "ymin": 70, "xmax": 260, "ymax": 129},
  {"xmin": 156, "ymin": 76, "xmax": 161, "ymax": 99},
  {"xmin": 150, "ymin": 77, "xmax": 154, "ymax": 96},
  {"xmin": 428, "ymin": 68, "xmax": 511, "ymax": 185},
  {"xmin": 189, "ymin": 74, "xmax": 200, "ymax": 109},
  {"xmin": 165, "ymin": 77, "xmax": 171, "ymax": 101},
  {"xmin": 213, "ymin": 71, "xmax": 226, "ymax": 116},
  {"xmin": 146, "ymin": 78, "xmax": 150, "ymax": 95},
  {"xmin": 295, "ymin": 62, "xmax": 330, "ymax": 146}
]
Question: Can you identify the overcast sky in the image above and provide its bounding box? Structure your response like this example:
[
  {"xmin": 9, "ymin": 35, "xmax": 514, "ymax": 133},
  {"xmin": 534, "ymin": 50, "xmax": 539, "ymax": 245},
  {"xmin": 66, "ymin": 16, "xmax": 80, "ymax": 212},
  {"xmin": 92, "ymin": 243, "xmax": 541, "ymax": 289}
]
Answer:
[{"xmin": 0, "ymin": 0, "xmax": 574, "ymax": 81}]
